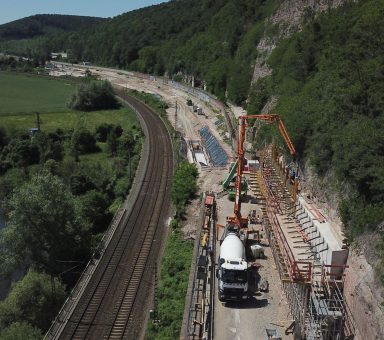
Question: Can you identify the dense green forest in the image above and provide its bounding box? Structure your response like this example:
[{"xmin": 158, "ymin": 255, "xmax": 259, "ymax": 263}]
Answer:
[{"xmin": 0, "ymin": 14, "xmax": 106, "ymax": 59}]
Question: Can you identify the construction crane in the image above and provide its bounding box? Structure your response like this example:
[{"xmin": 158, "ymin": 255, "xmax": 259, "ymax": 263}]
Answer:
[{"xmin": 226, "ymin": 114, "xmax": 297, "ymax": 229}]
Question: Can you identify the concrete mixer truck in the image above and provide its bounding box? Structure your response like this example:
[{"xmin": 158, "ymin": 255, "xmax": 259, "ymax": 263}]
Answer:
[{"xmin": 217, "ymin": 231, "xmax": 248, "ymax": 301}]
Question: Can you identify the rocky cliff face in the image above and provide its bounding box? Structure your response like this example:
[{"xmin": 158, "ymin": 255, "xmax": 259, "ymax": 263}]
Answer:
[
  {"xmin": 269, "ymin": 0, "xmax": 345, "ymax": 34},
  {"xmin": 252, "ymin": 0, "xmax": 345, "ymax": 85}
]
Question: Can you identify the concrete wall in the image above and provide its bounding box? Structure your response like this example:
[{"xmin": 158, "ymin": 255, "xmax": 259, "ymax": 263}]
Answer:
[{"xmin": 295, "ymin": 196, "xmax": 348, "ymax": 275}]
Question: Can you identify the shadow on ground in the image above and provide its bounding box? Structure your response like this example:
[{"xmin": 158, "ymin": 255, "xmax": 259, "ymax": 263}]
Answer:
[{"xmin": 223, "ymin": 297, "xmax": 269, "ymax": 309}]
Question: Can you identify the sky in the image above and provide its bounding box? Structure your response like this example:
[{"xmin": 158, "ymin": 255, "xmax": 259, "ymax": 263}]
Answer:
[{"xmin": 0, "ymin": 0, "xmax": 169, "ymax": 25}]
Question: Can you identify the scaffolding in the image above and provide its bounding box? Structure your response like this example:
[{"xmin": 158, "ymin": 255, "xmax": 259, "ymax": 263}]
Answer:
[{"xmin": 259, "ymin": 145, "xmax": 353, "ymax": 339}]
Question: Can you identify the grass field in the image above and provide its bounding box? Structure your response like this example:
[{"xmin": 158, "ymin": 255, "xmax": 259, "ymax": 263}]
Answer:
[
  {"xmin": 1, "ymin": 108, "xmax": 139, "ymax": 134},
  {"xmin": 0, "ymin": 72, "xmax": 139, "ymax": 133},
  {"xmin": 0, "ymin": 71, "xmax": 75, "ymax": 114}
]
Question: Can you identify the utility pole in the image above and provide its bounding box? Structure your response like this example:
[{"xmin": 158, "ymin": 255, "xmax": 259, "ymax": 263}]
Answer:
[
  {"xmin": 174, "ymin": 101, "xmax": 178, "ymax": 138},
  {"xmin": 36, "ymin": 112, "xmax": 41, "ymax": 131},
  {"xmin": 128, "ymin": 149, "xmax": 132, "ymax": 181}
]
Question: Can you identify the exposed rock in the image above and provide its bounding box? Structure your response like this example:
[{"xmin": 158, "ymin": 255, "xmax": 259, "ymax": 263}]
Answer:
[
  {"xmin": 261, "ymin": 95, "xmax": 278, "ymax": 114},
  {"xmin": 270, "ymin": 0, "xmax": 345, "ymax": 36},
  {"xmin": 300, "ymin": 161, "xmax": 346, "ymax": 228},
  {"xmin": 300, "ymin": 162, "xmax": 384, "ymax": 340},
  {"xmin": 252, "ymin": 0, "xmax": 347, "ymax": 85},
  {"xmin": 344, "ymin": 248, "xmax": 384, "ymax": 340},
  {"xmin": 251, "ymin": 37, "xmax": 275, "ymax": 84}
]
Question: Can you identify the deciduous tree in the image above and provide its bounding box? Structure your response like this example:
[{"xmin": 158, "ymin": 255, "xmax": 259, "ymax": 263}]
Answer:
[{"xmin": 0, "ymin": 270, "xmax": 66, "ymax": 331}]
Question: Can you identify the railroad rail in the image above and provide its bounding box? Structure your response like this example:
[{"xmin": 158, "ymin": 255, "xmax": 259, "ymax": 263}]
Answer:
[{"xmin": 47, "ymin": 95, "xmax": 174, "ymax": 340}]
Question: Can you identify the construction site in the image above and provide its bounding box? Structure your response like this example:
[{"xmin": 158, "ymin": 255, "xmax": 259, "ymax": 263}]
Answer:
[
  {"xmin": 48, "ymin": 63, "xmax": 362, "ymax": 339},
  {"xmin": 183, "ymin": 113, "xmax": 355, "ymax": 339}
]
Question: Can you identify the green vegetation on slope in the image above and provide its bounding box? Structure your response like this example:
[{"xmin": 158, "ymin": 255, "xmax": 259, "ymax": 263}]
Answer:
[
  {"xmin": 258, "ymin": 0, "xmax": 384, "ymax": 238},
  {"xmin": 171, "ymin": 162, "xmax": 199, "ymax": 219},
  {"xmin": 0, "ymin": 14, "xmax": 106, "ymax": 40},
  {"xmin": 147, "ymin": 230, "xmax": 193, "ymax": 340}
]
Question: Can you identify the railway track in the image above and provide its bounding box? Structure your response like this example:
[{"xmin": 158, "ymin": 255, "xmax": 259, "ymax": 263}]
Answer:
[{"xmin": 55, "ymin": 95, "xmax": 174, "ymax": 340}]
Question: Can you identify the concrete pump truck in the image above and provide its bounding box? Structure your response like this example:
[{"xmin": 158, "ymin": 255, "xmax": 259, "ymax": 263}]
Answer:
[{"xmin": 217, "ymin": 114, "xmax": 296, "ymax": 302}]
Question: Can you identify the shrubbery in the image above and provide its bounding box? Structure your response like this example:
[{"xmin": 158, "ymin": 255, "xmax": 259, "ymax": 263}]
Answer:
[
  {"xmin": 147, "ymin": 230, "xmax": 193, "ymax": 340},
  {"xmin": 0, "ymin": 321, "xmax": 42, "ymax": 340},
  {"xmin": 70, "ymin": 127, "xmax": 100, "ymax": 156},
  {"xmin": 0, "ymin": 270, "xmax": 66, "ymax": 331},
  {"xmin": 0, "ymin": 107, "xmax": 143, "ymax": 334},
  {"xmin": 147, "ymin": 162, "xmax": 197, "ymax": 339},
  {"xmin": 68, "ymin": 80, "xmax": 121, "ymax": 111},
  {"xmin": 171, "ymin": 162, "xmax": 198, "ymax": 219}
]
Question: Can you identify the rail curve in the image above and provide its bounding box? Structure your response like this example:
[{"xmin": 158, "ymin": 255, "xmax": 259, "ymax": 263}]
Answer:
[{"xmin": 52, "ymin": 95, "xmax": 174, "ymax": 340}]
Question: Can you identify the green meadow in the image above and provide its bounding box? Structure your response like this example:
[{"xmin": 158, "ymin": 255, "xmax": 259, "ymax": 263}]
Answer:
[
  {"xmin": 0, "ymin": 71, "xmax": 74, "ymax": 114},
  {"xmin": 0, "ymin": 72, "xmax": 138, "ymax": 133}
]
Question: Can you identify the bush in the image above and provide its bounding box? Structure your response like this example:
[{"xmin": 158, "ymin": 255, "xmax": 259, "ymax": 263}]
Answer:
[
  {"xmin": 0, "ymin": 322, "xmax": 42, "ymax": 340},
  {"xmin": 95, "ymin": 123, "xmax": 123, "ymax": 142},
  {"xmin": 0, "ymin": 270, "xmax": 66, "ymax": 331},
  {"xmin": 68, "ymin": 80, "xmax": 121, "ymax": 111},
  {"xmin": 70, "ymin": 127, "xmax": 100, "ymax": 156},
  {"xmin": 170, "ymin": 162, "xmax": 198, "ymax": 219}
]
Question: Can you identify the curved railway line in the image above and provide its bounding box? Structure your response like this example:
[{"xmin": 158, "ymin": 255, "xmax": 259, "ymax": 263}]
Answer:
[{"xmin": 53, "ymin": 95, "xmax": 174, "ymax": 339}]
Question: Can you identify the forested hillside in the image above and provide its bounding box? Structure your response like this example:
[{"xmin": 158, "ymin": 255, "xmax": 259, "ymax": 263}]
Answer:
[
  {"xmin": 262, "ymin": 0, "xmax": 384, "ymax": 242},
  {"xmin": 0, "ymin": 14, "xmax": 105, "ymax": 40},
  {"xmin": 0, "ymin": 0, "xmax": 278, "ymax": 103}
]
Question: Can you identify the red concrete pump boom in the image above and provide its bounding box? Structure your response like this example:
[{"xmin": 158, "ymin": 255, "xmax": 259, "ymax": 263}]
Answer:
[{"xmin": 227, "ymin": 114, "xmax": 296, "ymax": 228}]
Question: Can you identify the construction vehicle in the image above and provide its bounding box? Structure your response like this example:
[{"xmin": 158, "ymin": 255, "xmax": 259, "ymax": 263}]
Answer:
[
  {"xmin": 222, "ymin": 160, "xmax": 248, "ymax": 201},
  {"xmin": 217, "ymin": 229, "xmax": 248, "ymax": 301},
  {"xmin": 226, "ymin": 114, "xmax": 296, "ymax": 229},
  {"xmin": 217, "ymin": 114, "xmax": 296, "ymax": 302}
]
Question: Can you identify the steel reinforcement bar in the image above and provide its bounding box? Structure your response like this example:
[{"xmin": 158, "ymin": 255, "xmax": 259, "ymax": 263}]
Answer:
[{"xmin": 262, "ymin": 152, "xmax": 312, "ymax": 283}]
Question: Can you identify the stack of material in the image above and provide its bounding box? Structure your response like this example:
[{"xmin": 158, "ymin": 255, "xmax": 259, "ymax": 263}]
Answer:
[{"xmin": 199, "ymin": 126, "xmax": 228, "ymax": 166}]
